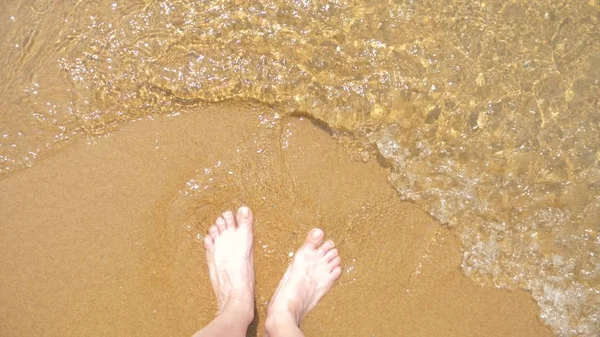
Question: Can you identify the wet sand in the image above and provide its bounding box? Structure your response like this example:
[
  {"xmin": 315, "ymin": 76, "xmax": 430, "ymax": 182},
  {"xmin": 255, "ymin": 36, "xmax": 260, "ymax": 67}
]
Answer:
[{"xmin": 0, "ymin": 103, "xmax": 552, "ymax": 336}]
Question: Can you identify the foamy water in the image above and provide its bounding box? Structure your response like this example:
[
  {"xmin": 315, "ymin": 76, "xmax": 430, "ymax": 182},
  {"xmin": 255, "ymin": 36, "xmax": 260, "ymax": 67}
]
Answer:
[{"xmin": 1, "ymin": 0, "xmax": 598, "ymax": 335}]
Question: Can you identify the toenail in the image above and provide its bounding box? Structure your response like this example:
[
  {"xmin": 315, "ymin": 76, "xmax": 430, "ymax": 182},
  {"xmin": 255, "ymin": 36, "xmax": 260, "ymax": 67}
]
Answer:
[
  {"xmin": 312, "ymin": 229, "xmax": 323, "ymax": 238},
  {"xmin": 240, "ymin": 206, "xmax": 249, "ymax": 217}
]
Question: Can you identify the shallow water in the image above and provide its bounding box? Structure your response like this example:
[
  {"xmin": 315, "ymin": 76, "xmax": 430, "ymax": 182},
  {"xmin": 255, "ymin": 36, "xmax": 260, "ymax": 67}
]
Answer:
[{"xmin": 0, "ymin": 0, "xmax": 598, "ymax": 335}]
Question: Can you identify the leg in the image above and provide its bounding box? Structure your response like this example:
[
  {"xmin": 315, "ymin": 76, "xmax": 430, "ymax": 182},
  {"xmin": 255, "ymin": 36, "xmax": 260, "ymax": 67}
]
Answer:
[
  {"xmin": 193, "ymin": 206, "xmax": 256, "ymax": 337},
  {"xmin": 265, "ymin": 228, "xmax": 342, "ymax": 337}
]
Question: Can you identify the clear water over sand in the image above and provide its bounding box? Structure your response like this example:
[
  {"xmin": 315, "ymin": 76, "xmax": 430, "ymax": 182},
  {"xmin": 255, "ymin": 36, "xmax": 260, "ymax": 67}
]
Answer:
[{"xmin": 0, "ymin": 0, "xmax": 598, "ymax": 335}]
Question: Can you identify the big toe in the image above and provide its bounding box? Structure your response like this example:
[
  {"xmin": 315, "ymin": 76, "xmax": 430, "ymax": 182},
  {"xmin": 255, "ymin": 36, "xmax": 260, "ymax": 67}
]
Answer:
[
  {"xmin": 236, "ymin": 206, "xmax": 253, "ymax": 232},
  {"xmin": 303, "ymin": 228, "xmax": 324, "ymax": 249}
]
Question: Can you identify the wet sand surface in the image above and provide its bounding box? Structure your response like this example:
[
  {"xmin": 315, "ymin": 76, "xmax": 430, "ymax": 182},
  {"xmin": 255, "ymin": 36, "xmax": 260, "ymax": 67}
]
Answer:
[{"xmin": 0, "ymin": 103, "xmax": 551, "ymax": 336}]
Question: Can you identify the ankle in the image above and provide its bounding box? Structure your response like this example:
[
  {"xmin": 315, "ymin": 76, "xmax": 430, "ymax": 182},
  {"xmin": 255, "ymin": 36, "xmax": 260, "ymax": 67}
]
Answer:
[
  {"xmin": 221, "ymin": 297, "xmax": 255, "ymax": 325},
  {"xmin": 268, "ymin": 299, "xmax": 304, "ymax": 323},
  {"xmin": 265, "ymin": 311, "xmax": 299, "ymax": 332}
]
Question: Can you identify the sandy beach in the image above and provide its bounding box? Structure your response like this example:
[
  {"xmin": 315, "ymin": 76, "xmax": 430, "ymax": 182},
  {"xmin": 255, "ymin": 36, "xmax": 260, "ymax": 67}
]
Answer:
[{"xmin": 0, "ymin": 103, "xmax": 552, "ymax": 336}]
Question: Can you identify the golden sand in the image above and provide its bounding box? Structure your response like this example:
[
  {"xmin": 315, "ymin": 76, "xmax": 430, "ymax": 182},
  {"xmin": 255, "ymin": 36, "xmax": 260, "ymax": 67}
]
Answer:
[{"xmin": 0, "ymin": 103, "xmax": 551, "ymax": 336}]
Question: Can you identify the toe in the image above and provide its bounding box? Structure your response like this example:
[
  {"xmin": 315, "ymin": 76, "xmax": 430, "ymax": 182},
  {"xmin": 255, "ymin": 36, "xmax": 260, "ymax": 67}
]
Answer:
[
  {"xmin": 203, "ymin": 234, "xmax": 215, "ymax": 252},
  {"xmin": 236, "ymin": 206, "xmax": 253, "ymax": 232},
  {"xmin": 330, "ymin": 266, "xmax": 342, "ymax": 280},
  {"xmin": 222, "ymin": 211, "xmax": 235, "ymax": 231},
  {"xmin": 303, "ymin": 228, "xmax": 324, "ymax": 249},
  {"xmin": 318, "ymin": 240, "xmax": 335, "ymax": 254},
  {"xmin": 323, "ymin": 248, "xmax": 339, "ymax": 262},
  {"xmin": 215, "ymin": 217, "xmax": 226, "ymax": 234},
  {"xmin": 209, "ymin": 225, "xmax": 219, "ymax": 239},
  {"xmin": 329, "ymin": 256, "xmax": 342, "ymax": 270}
]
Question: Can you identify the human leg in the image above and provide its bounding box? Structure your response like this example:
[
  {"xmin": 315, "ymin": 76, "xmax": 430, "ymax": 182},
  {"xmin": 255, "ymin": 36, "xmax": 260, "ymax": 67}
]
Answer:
[{"xmin": 193, "ymin": 206, "xmax": 256, "ymax": 337}]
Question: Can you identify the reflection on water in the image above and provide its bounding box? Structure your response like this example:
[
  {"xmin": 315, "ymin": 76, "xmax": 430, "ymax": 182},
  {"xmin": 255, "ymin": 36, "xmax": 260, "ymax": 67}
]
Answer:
[{"xmin": 1, "ymin": 0, "xmax": 598, "ymax": 335}]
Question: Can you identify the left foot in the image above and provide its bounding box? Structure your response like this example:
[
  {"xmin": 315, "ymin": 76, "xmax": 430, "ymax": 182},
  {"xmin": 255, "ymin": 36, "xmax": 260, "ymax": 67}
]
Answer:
[{"xmin": 203, "ymin": 206, "xmax": 255, "ymax": 323}]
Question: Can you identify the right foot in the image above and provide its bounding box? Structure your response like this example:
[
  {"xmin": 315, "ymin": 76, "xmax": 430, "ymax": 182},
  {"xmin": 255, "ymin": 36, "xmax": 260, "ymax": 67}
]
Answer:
[{"xmin": 267, "ymin": 228, "xmax": 342, "ymax": 325}]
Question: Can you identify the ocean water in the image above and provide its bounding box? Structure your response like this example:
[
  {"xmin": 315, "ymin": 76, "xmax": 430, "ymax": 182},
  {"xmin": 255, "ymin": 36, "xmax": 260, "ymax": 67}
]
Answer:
[{"xmin": 1, "ymin": 0, "xmax": 598, "ymax": 335}]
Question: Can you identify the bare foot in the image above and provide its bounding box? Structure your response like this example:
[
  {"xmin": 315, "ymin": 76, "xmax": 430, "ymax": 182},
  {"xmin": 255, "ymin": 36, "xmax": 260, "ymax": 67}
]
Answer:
[
  {"xmin": 203, "ymin": 206, "xmax": 255, "ymax": 324},
  {"xmin": 267, "ymin": 228, "xmax": 342, "ymax": 325}
]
